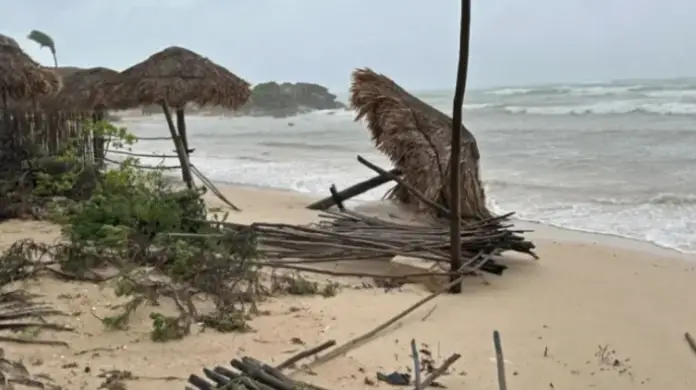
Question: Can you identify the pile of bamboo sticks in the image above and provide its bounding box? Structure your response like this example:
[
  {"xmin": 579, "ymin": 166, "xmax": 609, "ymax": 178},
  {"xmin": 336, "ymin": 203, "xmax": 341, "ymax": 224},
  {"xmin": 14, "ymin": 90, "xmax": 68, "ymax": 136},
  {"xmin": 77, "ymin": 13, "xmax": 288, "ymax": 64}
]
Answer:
[
  {"xmin": 204, "ymin": 207, "xmax": 536, "ymax": 277},
  {"xmin": 187, "ymin": 341, "xmax": 337, "ymax": 390}
]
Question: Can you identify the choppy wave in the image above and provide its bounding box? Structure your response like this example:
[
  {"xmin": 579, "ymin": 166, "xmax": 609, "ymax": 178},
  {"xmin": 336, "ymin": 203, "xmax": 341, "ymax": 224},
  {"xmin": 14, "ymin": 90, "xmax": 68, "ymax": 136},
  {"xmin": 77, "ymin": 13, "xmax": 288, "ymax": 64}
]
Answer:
[
  {"xmin": 486, "ymin": 179, "xmax": 696, "ymax": 207},
  {"xmin": 486, "ymin": 85, "xmax": 643, "ymax": 97},
  {"xmin": 596, "ymin": 193, "xmax": 696, "ymax": 207},
  {"xmin": 484, "ymin": 81, "xmax": 696, "ymax": 97},
  {"xmin": 474, "ymin": 80, "xmax": 696, "ymax": 116},
  {"xmin": 258, "ymin": 141, "xmax": 351, "ymax": 152},
  {"xmin": 504, "ymin": 102, "xmax": 696, "ymax": 115},
  {"xmin": 463, "ymin": 101, "xmax": 696, "ymax": 115}
]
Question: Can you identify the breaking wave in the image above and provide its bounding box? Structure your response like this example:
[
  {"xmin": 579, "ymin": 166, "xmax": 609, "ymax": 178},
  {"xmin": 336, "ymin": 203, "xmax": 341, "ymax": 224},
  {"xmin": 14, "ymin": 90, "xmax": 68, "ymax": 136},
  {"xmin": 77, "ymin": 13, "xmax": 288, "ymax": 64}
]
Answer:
[{"xmin": 501, "ymin": 102, "xmax": 696, "ymax": 116}]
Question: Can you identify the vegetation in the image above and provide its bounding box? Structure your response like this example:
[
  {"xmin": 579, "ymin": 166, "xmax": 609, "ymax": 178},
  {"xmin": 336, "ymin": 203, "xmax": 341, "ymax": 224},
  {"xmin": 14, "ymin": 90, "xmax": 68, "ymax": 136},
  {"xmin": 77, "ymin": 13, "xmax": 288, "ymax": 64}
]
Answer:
[
  {"xmin": 27, "ymin": 30, "xmax": 58, "ymax": 67},
  {"xmin": 0, "ymin": 121, "xmax": 339, "ymax": 343}
]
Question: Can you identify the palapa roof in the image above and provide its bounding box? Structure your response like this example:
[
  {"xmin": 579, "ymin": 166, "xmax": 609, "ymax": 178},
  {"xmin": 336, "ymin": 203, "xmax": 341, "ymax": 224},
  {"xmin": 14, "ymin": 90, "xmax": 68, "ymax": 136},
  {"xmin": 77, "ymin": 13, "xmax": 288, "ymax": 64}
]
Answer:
[
  {"xmin": 0, "ymin": 34, "xmax": 62, "ymax": 101},
  {"xmin": 350, "ymin": 68, "xmax": 491, "ymax": 220},
  {"xmin": 49, "ymin": 67, "xmax": 119, "ymax": 111},
  {"xmin": 103, "ymin": 46, "xmax": 251, "ymax": 110}
]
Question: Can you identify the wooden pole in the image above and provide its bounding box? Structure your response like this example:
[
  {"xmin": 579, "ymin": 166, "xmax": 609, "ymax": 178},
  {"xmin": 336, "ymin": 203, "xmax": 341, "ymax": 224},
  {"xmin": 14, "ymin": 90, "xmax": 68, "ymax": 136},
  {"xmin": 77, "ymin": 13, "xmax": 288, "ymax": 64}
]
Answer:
[
  {"xmin": 175, "ymin": 109, "xmax": 191, "ymax": 154},
  {"xmin": 448, "ymin": 0, "xmax": 472, "ymax": 294},
  {"xmin": 306, "ymin": 168, "xmax": 401, "ymax": 211},
  {"xmin": 160, "ymin": 103, "xmax": 194, "ymax": 189}
]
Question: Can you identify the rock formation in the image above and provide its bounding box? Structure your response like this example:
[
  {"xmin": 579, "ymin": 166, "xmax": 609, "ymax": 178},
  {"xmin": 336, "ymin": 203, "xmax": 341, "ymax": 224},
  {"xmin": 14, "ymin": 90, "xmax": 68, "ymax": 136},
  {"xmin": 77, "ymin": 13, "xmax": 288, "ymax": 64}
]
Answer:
[{"xmin": 235, "ymin": 81, "xmax": 346, "ymax": 117}]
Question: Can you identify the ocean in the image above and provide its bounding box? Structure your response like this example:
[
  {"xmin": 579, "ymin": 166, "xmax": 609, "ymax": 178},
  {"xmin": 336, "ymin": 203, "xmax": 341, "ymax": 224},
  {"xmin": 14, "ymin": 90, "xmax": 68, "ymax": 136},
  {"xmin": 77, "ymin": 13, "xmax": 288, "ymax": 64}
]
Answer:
[{"xmin": 114, "ymin": 77, "xmax": 696, "ymax": 254}]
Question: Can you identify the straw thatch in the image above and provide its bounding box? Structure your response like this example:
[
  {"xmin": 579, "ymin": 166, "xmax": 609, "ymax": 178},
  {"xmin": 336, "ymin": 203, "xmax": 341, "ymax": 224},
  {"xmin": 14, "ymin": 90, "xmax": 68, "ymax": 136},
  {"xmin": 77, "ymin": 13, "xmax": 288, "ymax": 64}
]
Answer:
[
  {"xmin": 102, "ymin": 46, "xmax": 251, "ymax": 110},
  {"xmin": 0, "ymin": 34, "xmax": 62, "ymax": 101},
  {"xmin": 49, "ymin": 67, "xmax": 118, "ymax": 111},
  {"xmin": 350, "ymin": 68, "xmax": 491, "ymax": 220}
]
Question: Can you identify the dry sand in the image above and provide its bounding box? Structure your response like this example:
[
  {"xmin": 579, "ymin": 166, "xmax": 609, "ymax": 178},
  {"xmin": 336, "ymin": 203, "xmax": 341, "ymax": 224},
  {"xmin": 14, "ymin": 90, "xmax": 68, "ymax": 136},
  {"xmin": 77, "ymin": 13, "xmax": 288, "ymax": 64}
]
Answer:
[{"xmin": 0, "ymin": 185, "xmax": 695, "ymax": 390}]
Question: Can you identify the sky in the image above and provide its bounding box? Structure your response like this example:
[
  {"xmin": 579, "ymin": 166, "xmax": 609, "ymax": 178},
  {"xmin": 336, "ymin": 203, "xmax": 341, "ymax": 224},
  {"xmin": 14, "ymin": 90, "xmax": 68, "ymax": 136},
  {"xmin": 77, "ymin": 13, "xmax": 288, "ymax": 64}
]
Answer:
[{"xmin": 2, "ymin": 0, "xmax": 696, "ymax": 91}]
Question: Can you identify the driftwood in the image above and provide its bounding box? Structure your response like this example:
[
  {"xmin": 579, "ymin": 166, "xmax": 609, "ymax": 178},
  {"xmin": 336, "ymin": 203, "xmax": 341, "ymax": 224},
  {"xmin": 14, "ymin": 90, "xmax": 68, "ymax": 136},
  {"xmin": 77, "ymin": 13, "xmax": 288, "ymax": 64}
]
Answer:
[{"xmin": 307, "ymin": 168, "xmax": 401, "ymax": 211}]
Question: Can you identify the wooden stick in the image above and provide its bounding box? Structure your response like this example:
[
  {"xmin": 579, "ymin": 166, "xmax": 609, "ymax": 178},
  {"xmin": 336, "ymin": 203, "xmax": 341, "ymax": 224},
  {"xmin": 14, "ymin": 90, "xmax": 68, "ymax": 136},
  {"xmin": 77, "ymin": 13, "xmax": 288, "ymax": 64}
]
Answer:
[
  {"xmin": 190, "ymin": 164, "xmax": 242, "ymax": 211},
  {"xmin": 493, "ymin": 330, "xmax": 508, "ymax": 390},
  {"xmin": 411, "ymin": 339, "xmax": 422, "ymax": 390},
  {"xmin": 307, "ymin": 169, "xmax": 400, "ymax": 210},
  {"xmin": 301, "ymin": 264, "xmax": 474, "ymax": 371},
  {"xmin": 357, "ymin": 155, "xmax": 451, "ymax": 217},
  {"xmin": 685, "ymin": 332, "xmax": 696, "ymax": 356},
  {"xmin": 276, "ymin": 340, "xmax": 337, "ymax": 370},
  {"xmin": 329, "ymin": 184, "xmax": 346, "ymax": 212}
]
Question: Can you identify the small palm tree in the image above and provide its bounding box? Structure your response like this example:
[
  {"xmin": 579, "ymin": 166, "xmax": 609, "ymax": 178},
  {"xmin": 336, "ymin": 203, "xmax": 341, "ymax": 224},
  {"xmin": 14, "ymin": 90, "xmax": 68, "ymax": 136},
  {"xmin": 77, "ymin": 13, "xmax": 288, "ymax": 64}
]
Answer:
[{"xmin": 27, "ymin": 30, "xmax": 57, "ymax": 67}]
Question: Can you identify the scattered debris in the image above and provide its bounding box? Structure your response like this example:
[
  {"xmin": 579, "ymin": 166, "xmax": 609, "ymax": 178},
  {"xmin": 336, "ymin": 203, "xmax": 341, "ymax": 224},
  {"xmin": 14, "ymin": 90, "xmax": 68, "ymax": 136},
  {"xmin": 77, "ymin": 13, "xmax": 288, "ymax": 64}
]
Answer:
[
  {"xmin": 0, "ymin": 348, "xmax": 61, "ymax": 389},
  {"xmin": 376, "ymin": 371, "xmax": 411, "ymax": 386}
]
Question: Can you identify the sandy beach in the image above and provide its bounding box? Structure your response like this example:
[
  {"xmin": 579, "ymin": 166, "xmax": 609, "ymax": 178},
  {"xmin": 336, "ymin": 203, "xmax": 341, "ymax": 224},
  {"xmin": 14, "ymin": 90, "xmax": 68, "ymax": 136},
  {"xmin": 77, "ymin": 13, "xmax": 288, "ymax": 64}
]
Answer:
[{"xmin": 1, "ymin": 184, "xmax": 695, "ymax": 390}]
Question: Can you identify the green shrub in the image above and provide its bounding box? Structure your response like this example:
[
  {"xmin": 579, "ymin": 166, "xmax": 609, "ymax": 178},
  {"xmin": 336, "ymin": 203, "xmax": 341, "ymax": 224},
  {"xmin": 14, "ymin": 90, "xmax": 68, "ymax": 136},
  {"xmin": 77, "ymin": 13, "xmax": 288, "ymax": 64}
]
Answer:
[
  {"xmin": 33, "ymin": 121, "xmax": 209, "ymax": 274},
  {"xmin": 20, "ymin": 120, "xmax": 274, "ymax": 339}
]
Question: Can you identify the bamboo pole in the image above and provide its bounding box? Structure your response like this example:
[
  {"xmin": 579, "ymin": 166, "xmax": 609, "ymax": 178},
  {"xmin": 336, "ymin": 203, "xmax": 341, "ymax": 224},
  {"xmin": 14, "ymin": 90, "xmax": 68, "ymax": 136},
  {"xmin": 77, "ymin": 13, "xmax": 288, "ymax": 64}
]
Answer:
[{"xmin": 449, "ymin": 0, "xmax": 472, "ymax": 294}]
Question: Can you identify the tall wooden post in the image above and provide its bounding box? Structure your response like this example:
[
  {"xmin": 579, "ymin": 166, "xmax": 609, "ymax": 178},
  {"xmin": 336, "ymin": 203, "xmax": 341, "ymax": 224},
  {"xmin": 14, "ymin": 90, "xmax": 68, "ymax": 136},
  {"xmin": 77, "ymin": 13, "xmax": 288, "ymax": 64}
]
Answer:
[{"xmin": 449, "ymin": 0, "xmax": 472, "ymax": 294}]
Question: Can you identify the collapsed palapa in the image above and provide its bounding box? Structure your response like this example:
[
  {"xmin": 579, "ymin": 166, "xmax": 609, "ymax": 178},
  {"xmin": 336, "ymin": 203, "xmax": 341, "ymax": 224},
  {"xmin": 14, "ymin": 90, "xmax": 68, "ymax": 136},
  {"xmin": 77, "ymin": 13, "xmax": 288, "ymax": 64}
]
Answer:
[
  {"xmin": 102, "ymin": 46, "xmax": 251, "ymax": 110},
  {"xmin": 350, "ymin": 68, "xmax": 491, "ymax": 220},
  {"xmin": 0, "ymin": 34, "xmax": 62, "ymax": 101}
]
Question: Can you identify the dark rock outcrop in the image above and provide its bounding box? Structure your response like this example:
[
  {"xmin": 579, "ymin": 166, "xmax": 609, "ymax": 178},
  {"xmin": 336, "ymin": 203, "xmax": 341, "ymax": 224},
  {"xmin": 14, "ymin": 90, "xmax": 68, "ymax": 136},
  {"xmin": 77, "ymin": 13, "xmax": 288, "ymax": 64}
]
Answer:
[{"xmin": 234, "ymin": 82, "xmax": 346, "ymax": 117}]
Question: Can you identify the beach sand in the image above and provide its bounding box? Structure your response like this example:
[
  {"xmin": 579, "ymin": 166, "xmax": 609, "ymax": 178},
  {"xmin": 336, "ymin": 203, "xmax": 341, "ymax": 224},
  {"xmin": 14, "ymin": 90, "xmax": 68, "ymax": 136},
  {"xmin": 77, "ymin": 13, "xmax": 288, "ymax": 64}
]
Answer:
[{"xmin": 0, "ymin": 185, "xmax": 694, "ymax": 390}]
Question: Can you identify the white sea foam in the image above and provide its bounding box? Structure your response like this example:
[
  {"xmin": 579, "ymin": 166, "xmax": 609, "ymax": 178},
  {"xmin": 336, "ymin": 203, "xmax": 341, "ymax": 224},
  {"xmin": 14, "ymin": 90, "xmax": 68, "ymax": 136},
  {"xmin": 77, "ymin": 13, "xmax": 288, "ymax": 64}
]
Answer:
[{"xmin": 503, "ymin": 101, "xmax": 696, "ymax": 115}]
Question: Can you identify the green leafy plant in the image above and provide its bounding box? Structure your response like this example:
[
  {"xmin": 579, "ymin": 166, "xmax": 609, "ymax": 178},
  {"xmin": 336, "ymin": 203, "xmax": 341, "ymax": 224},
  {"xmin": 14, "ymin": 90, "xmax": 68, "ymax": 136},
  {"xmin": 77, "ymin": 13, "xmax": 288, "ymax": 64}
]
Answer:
[
  {"xmin": 49, "ymin": 121, "xmax": 208, "ymax": 272},
  {"xmin": 149, "ymin": 312, "xmax": 189, "ymax": 342},
  {"xmin": 32, "ymin": 120, "xmax": 137, "ymax": 200},
  {"xmin": 99, "ymin": 296, "xmax": 145, "ymax": 331}
]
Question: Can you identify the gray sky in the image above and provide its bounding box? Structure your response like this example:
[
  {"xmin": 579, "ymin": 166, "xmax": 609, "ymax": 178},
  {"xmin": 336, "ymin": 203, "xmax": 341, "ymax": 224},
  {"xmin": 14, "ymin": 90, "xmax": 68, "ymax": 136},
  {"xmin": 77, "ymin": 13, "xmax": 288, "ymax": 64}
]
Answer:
[{"xmin": 3, "ymin": 0, "xmax": 695, "ymax": 91}]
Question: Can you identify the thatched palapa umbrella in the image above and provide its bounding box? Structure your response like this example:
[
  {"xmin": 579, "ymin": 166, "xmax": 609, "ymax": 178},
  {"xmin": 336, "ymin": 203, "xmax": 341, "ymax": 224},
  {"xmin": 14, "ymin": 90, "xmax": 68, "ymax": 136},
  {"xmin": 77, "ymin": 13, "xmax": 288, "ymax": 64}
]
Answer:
[
  {"xmin": 49, "ymin": 67, "xmax": 119, "ymax": 111},
  {"xmin": 42, "ymin": 67, "xmax": 120, "ymax": 166},
  {"xmin": 100, "ymin": 46, "xmax": 251, "ymax": 188},
  {"xmin": 350, "ymin": 68, "xmax": 491, "ymax": 221},
  {"xmin": 0, "ymin": 34, "xmax": 61, "ymax": 104}
]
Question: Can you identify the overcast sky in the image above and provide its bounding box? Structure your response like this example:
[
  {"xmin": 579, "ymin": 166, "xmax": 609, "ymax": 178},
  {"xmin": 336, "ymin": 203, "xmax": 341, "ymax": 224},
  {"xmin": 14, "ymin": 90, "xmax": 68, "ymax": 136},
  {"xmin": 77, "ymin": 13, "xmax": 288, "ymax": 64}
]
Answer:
[{"xmin": 2, "ymin": 0, "xmax": 695, "ymax": 91}]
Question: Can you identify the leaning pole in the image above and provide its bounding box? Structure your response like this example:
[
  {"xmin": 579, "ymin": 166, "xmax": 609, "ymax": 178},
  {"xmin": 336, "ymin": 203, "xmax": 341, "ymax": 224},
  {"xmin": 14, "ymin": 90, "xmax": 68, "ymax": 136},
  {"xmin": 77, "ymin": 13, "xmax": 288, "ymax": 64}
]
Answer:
[{"xmin": 449, "ymin": 0, "xmax": 472, "ymax": 294}]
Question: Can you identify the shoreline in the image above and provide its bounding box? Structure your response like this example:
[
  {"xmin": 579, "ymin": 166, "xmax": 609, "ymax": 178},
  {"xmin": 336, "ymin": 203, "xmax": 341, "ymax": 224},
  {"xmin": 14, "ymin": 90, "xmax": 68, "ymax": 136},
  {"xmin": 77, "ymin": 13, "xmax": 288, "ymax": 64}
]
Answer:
[{"xmin": 207, "ymin": 180, "xmax": 696, "ymax": 262}]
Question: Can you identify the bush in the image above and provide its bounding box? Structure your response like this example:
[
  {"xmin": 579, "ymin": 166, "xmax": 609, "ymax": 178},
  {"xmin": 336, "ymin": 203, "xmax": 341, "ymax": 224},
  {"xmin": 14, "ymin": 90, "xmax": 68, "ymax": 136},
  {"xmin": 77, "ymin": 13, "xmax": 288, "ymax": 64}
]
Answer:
[
  {"xmin": 45, "ymin": 121, "xmax": 211, "ymax": 274},
  {"xmin": 10, "ymin": 120, "xmax": 331, "ymax": 341},
  {"xmin": 32, "ymin": 121, "xmax": 136, "ymax": 200},
  {"xmin": 26, "ymin": 120, "xmax": 266, "ymax": 338}
]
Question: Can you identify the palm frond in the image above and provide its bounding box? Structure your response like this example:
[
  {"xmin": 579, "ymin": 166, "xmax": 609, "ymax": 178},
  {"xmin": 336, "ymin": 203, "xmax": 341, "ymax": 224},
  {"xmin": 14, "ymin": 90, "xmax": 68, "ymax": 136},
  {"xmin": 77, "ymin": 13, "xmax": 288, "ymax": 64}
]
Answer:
[{"xmin": 27, "ymin": 30, "xmax": 55, "ymax": 54}]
